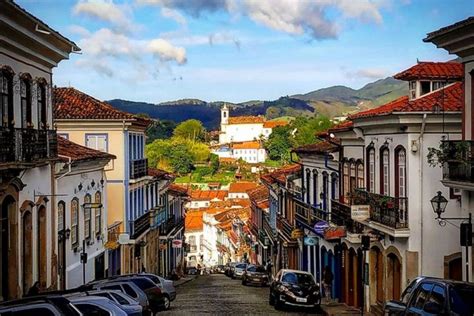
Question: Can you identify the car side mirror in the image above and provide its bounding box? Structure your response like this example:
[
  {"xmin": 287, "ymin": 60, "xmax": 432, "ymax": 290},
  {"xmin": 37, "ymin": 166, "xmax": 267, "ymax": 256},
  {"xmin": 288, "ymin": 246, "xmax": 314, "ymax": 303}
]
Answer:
[
  {"xmin": 385, "ymin": 300, "xmax": 407, "ymax": 313},
  {"xmin": 424, "ymin": 302, "xmax": 442, "ymax": 314}
]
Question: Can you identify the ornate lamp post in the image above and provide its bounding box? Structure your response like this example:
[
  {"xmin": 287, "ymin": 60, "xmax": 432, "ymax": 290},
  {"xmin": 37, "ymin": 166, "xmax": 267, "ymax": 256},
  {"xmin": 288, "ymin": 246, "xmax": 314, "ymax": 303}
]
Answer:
[{"xmin": 430, "ymin": 191, "xmax": 472, "ymax": 282}]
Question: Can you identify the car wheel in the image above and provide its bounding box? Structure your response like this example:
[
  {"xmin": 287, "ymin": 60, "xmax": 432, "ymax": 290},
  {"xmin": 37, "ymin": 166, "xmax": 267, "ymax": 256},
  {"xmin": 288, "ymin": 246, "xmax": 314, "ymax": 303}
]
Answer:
[
  {"xmin": 274, "ymin": 297, "xmax": 283, "ymax": 310},
  {"xmin": 162, "ymin": 295, "xmax": 171, "ymax": 310}
]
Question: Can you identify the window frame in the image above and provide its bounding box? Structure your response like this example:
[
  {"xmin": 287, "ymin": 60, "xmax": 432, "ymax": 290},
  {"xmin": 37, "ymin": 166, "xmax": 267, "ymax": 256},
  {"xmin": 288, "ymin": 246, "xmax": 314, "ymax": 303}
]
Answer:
[
  {"xmin": 37, "ymin": 81, "xmax": 47, "ymax": 129},
  {"xmin": 380, "ymin": 146, "xmax": 390, "ymax": 195},
  {"xmin": 356, "ymin": 160, "xmax": 364, "ymax": 189},
  {"xmin": 20, "ymin": 77, "xmax": 32, "ymax": 128},
  {"xmin": 0, "ymin": 70, "xmax": 14, "ymax": 128},
  {"xmin": 312, "ymin": 169, "xmax": 318, "ymax": 206},
  {"xmin": 367, "ymin": 146, "xmax": 375, "ymax": 193},
  {"xmin": 305, "ymin": 168, "xmax": 311, "ymax": 204},
  {"xmin": 71, "ymin": 198, "xmax": 79, "ymax": 248},
  {"xmin": 84, "ymin": 194, "xmax": 92, "ymax": 240},
  {"xmin": 85, "ymin": 133, "xmax": 108, "ymax": 152},
  {"xmin": 95, "ymin": 191, "xmax": 102, "ymax": 237}
]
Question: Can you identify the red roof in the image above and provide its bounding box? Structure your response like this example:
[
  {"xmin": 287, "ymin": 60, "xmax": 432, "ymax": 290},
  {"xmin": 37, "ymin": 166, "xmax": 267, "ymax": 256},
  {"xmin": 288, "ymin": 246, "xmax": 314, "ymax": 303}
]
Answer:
[
  {"xmin": 326, "ymin": 121, "xmax": 353, "ymax": 134},
  {"xmin": 189, "ymin": 190, "xmax": 228, "ymax": 201},
  {"xmin": 263, "ymin": 120, "xmax": 288, "ymax": 128},
  {"xmin": 394, "ymin": 62, "xmax": 463, "ymax": 81},
  {"xmin": 148, "ymin": 168, "xmax": 173, "ymax": 180},
  {"xmin": 293, "ymin": 140, "xmax": 339, "ymax": 155},
  {"xmin": 228, "ymin": 116, "xmax": 265, "ymax": 124},
  {"xmin": 57, "ymin": 136, "xmax": 116, "ymax": 162},
  {"xmin": 261, "ymin": 164, "xmax": 301, "ymax": 185},
  {"xmin": 54, "ymin": 87, "xmax": 150, "ymax": 126},
  {"xmin": 169, "ymin": 184, "xmax": 188, "ymax": 197},
  {"xmin": 247, "ymin": 185, "xmax": 269, "ymax": 207},
  {"xmin": 229, "ymin": 182, "xmax": 258, "ymax": 193},
  {"xmin": 349, "ymin": 82, "xmax": 462, "ymax": 120},
  {"xmin": 185, "ymin": 211, "xmax": 203, "ymax": 231},
  {"xmin": 232, "ymin": 141, "xmax": 262, "ymax": 150}
]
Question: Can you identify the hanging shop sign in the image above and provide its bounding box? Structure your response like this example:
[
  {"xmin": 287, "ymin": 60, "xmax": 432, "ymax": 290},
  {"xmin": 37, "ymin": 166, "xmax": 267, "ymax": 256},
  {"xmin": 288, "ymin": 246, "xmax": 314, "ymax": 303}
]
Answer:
[
  {"xmin": 303, "ymin": 236, "xmax": 319, "ymax": 246},
  {"xmin": 324, "ymin": 226, "xmax": 347, "ymax": 240},
  {"xmin": 313, "ymin": 221, "xmax": 329, "ymax": 236},
  {"xmin": 172, "ymin": 239, "xmax": 183, "ymax": 248},
  {"xmin": 291, "ymin": 228, "xmax": 304, "ymax": 239},
  {"xmin": 351, "ymin": 205, "xmax": 370, "ymax": 221}
]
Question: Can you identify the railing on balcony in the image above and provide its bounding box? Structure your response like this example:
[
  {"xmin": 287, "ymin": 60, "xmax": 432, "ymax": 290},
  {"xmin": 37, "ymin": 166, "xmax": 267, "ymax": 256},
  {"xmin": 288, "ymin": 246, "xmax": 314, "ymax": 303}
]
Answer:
[
  {"xmin": 130, "ymin": 158, "xmax": 148, "ymax": 179},
  {"xmin": 0, "ymin": 127, "xmax": 57, "ymax": 165},
  {"xmin": 262, "ymin": 216, "xmax": 274, "ymax": 237},
  {"xmin": 131, "ymin": 211, "xmax": 151, "ymax": 239},
  {"xmin": 442, "ymin": 140, "xmax": 474, "ymax": 184},
  {"xmin": 352, "ymin": 189, "xmax": 408, "ymax": 229},
  {"xmin": 294, "ymin": 198, "xmax": 329, "ymax": 224},
  {"xmin": 330, "ymin": 199, "xmax": 364, "ymax": 234}
]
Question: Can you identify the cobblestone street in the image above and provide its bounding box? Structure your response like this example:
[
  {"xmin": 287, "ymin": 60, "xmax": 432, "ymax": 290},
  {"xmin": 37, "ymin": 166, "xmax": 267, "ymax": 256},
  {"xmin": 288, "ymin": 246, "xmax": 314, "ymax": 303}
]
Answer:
[{"xmin": 163, "ymin": 274, "xmax": 323, "ymax": 315}]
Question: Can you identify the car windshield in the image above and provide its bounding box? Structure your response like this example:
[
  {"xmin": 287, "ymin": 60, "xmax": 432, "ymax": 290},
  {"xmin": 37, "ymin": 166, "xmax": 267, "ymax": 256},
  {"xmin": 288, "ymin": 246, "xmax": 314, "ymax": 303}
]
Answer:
[
  {"xmin": 131, "ymin": 278, "xmax": 155, "ymax": 290},
  {"xmin": 282, "ymin": 272, "xmax": 315, "ymax": 286},
  {"xmin": 236, "ymin": 264, "xmax": 247, "ymax": 269},
  {"xmin": 449, "ymin": 284, "xmax": 474, "ymax": 315},
  {"xmin": 247, "ymin": 265, "xmax": 266, "ymax": 273}
]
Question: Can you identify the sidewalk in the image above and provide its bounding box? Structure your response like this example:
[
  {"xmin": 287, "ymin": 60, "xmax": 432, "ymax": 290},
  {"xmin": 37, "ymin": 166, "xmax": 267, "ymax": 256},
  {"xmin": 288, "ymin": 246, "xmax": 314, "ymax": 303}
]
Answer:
[
  {"xmin": 173, "ymin": 275, "xmax": 198, "ymax": 287},
  {"xmin": 321, "ymin": 302, "xmax": 375, "ymax": 316}
]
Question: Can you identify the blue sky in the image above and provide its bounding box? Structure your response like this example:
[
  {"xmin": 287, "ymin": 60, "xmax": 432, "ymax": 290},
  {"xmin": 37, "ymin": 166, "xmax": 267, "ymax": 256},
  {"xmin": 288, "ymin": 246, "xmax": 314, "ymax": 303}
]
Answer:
[{"xmin": 18, "ymin": 0, "xmax": 473, "ymax": 104}]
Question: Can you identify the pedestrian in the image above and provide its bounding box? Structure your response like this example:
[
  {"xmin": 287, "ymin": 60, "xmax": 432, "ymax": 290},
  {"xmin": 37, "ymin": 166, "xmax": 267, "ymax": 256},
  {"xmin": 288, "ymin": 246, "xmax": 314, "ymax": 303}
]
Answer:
[
  {"xmin": 322, "ymin": 266, "xmax": 333, "ymax": 303},
  {"xmin": 27, "ymin": 281, "xmax": 40, "ymax": 297}
]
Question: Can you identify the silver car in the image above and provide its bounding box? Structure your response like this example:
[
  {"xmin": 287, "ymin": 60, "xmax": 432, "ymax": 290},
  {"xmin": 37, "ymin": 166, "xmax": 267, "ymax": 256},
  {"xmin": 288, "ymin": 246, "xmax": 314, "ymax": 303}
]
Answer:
[
  {"xmin": 232, "ymin": 263, "xmax": 248, "ymax": 279},
  {"xmin": 93, "ymin": 281, "xmax": 149, "ymax": 313},
  {"xmin": 86, "ymin": 290, "xmax": 143, "ymax": 316},
  {"xmin": 68, "ymin": 295, "xmax": 127, "ymax": 316}
]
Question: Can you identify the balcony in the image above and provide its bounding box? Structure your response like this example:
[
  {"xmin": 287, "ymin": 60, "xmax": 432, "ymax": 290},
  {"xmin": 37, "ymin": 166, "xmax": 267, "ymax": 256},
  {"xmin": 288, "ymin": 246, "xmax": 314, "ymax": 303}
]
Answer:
[
  {"xmin": 159, "ymin": 216, "xmax": 184, "ymax": 236},
  {"xmin": 0, "ymin": 127, "xmax": 57, "ymax": 168},
  {"xmin": 130, "ymin": 158, "xmax": 148, "ymax": 179},
  {"xmin": 351, "ymin": 189, "xmax": 409, "ymax": 237},
  {"xmin": 441, "ymin": 140, "xmax": 474, "ymax": 190},
  {"xmin": 330, "ymin": 199, "xmax": 364, "ymax": 235},
  {"xmin": 294, "ymin": 198, "xmax": 329, "ymax": 225},
  {"xmin": 131, "ymin": 211, "xmax": 151, "ymax": 239}
]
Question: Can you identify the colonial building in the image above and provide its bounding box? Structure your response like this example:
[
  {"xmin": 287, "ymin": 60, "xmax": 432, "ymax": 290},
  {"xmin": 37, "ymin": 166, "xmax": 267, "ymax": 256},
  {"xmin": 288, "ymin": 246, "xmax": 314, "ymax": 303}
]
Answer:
[
  {"xmin": 55, "ymin": 137, "xmax": 115, "ymax": 289},
  {"xmin": 184, "ymin": 210, "xmax": 204, "ymax": 268},
  {"xmin": 228, "ymin": 182, "xmax": 258, "ymax": 199},
  {"xmin": 424, "ymin": 16, "xmax": 474, "ymax": 283},
  {"xmin": 0, "ymin": 0, "xmax": 77, "ymax": 299},
  {"xmin": 230, "ymin": 141, "xmax": 267, "ymax": 164},
  {"xmin": 248, "ymin": 185, "xmax": 270, "ymax": 265}
]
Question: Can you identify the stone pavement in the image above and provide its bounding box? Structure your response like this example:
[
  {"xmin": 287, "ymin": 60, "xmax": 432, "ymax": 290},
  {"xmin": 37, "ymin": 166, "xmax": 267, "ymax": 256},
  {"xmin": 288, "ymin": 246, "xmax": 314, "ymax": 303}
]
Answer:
[
  {"xmin": 321, "ymin": 302, "xmax": 376, "ymax": 316},
  {"xmin": 173, "ymin": 274, "xmax": 198, "ymax": 287}
]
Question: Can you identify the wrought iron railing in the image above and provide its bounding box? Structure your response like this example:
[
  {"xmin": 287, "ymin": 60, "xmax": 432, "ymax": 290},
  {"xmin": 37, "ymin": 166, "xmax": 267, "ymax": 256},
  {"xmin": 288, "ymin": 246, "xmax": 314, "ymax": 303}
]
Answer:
[
  {"xmin": 0, "ymin": 127, "xmax": 57, "ymax": 164},
  {"xmin": 130, "ymin": 158, "xmax": 148, "ymax": 179},
  {"xmin": 330, "ymin": 199, "xmax": 364, "ymax": 234},
  {"xmin": 294, "ymin": 198, "xmax": 329, "ymax": 224},
  {"xmin": 442, "ymin": 140, "xmax": 474, "ymax": 183},
  {"xmin": 352, "ymin": 189, "xmax": 408, "ymax": 229},
  {"xmin": 131, "ymin": 211, "xmax": 151, "ymax": 239}
]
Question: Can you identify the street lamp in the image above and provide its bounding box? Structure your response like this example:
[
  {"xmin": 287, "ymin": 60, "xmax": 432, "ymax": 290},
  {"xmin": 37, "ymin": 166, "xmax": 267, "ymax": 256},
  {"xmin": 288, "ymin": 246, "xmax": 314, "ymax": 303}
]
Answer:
[
  {"xmin": 430, "ymin": 191, "xmax": 472, "ymax": 282},
  {"xmin": 430, "ymin": 191, "xmax": 448, "ymax": 219}
]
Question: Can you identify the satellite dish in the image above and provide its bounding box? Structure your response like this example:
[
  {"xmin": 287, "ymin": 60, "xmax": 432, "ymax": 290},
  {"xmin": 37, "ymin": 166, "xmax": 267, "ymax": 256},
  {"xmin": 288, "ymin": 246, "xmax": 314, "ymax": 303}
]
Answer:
[{"xmin": 118, "ymin": 233, "xmax": 130, "ymax": 245}]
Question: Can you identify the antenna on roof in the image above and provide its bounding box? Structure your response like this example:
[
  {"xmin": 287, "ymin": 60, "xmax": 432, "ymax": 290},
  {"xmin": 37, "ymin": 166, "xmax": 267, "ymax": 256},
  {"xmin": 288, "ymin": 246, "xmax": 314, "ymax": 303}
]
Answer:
[{"xmin": 416, "ymin": 58, "xmax": 420, "ymax": 63}]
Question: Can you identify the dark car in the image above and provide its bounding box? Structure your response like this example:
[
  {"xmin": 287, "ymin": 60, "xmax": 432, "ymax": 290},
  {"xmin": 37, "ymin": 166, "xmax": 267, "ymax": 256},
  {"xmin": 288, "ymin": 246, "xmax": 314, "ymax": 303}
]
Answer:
[
  {"xmin": 242, "ymin": 265, "xmax": 269, "ymax": 286},
  {"xmin": 0, "ymin": 295, "xmax": 82, "ymax": 315},
  {"xmin": 384, "ymin": 276, "xmax": 474, "ymax": 316},
  {"xmin": 269, "ymin": 269, "xmax": 320, "ymax": 311},
  {"xmin": 225, "ymin": 262, "xmax": 238, "ymax": 277},
  {"xmin": 215, "ymin": 265, "xmax": 226, "ymax": 274}
]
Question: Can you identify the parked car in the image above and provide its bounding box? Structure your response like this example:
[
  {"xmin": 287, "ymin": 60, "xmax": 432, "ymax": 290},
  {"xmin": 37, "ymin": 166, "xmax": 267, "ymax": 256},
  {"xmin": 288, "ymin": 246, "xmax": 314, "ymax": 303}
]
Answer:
[
  {"xmin": 225, "ymin": 262, "xmax": 238, "ymax": 277},
  {"xmin": 187, "ymin": 266, "xmax": 198, "ymax": 275},
  {"xmin": 68, "ymin": 295, "xmax": 128, "ymax": 316},
  {"xmin": 384, "ymin": 276, "xmax": 474, "ymax": 316},
  {"xmin": 215, "ymin": 265, "xmax": 226, "ymax": 274},
  {"xmin": 83, "ymin": 290, "xmax": 143, "ymax": 316},
  {"xmin": 242, "ymin": 265, "xmax": 269, "ymax": 286},
  {"xmin": 92, "ymin": 280, "xmax": 149, "ymax": 315},
  {"xmin": 114, "ymin": 273, "xmax": 176, "ymax": 306},
  {"xmin": 232, "ymin": 263, "xmax": 248, "ymax": 279},
  {"xmin": 0, "ymin": 295, "xmax": 81, "ymax": 315},
  {"xmin": 269, "ymin": 269, "xmax": 320, "ymax": 311}
]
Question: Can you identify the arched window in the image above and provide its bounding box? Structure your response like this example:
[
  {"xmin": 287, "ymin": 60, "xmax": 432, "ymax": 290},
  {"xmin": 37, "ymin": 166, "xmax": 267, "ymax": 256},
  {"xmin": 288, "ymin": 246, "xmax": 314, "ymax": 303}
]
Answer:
[
  {"xmin": 0, "ymin": 70, "xmax": 14, "ymax": 128},
  {"xmin": 312, "ymin": 169, "xmax": 318, "ymax": 206},
  {"xmin": 380, "ymin": 147, "xmax": 390, "ymax": 195},
  {"xmin": 357, "ymin": 161, "xmax": 364, "ymax": 189},
  {"xmin": 350, "ymin": 160, "xmax": 356, "ymax": 195},
  {"xmin": 20, "ymin": 77, "xmax": 32, "ymax": 128},
  {"xmin": 322, "ymin": 172, "xmax": 329, "ymax": 211},
  {"xmin": 367, "ymin": 147, "xmax": 375, "ymax": 193},
  {"xmin": 395, "ymin": 147, "xmax": 407, "ymax": 212},
  {"xmin": 305, "ymin": 169, "xmax": 311, "ymax": 203},
  {"xmin": 58, "ymin": 201, "xmax": 65, "ymax": 232},
  {"xmin": 71, "ymin": 198, "xmax": 79, "ymax": 247},
  {"xmin": 95, "ymin": 192, "xmax": 102, "ymax": 236},
  {"xmin": 37, "ymin": 81, "xmax": 47, "ymax": 129},
  {"xmin": 84, "ymin": 194, "xmax": 91, "ymax": 240},
  {"xmin": 189, "ymin": 236, "xmax": 196, "ymax": 252},
  {"xmin": 331, "ymin": 173, "xmax": 338, "ymax": 200},
  {"xmin": 343, "ymin": 161, "xmax": 349, "ymax": 203}
]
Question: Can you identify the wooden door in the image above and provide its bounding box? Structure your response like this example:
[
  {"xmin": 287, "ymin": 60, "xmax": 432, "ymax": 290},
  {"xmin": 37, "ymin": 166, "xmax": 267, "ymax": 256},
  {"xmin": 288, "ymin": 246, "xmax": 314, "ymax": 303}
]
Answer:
[
  {"xmin": 448, "ymin": 257, "xmax": 462, "ymax": 281},
  {"xmin": 376, "ymin": 249, "xmax": 384, "ymax": 303},
  {"xmin": 22, "ymin": 211, "xmax": 33, "ymax": 294},
  {"xmin": 38, "ymin": 206, "xmax": 47, "ymax": 289}
]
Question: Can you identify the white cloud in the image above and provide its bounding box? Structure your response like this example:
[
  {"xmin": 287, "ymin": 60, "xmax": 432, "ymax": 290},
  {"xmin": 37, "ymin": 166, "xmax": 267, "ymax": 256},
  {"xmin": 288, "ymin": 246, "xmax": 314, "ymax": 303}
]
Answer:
[
  {"xmin": 147, "ymin": 39, "xmax": 187, "ymax": 64},
  {"xmin": 348, "ymin": 68, "xmax": 389, "ymax": 79},
  {"xmin": 73, "ymin": 0, "xmax": 136, "ymax": 32},
  {"xmin": 161, "ymin": 7, "xmax": 187, "ymax": 25},
  {"xmin": 68, "ymin": 24, "xmax": 91, "ymax": 37}
]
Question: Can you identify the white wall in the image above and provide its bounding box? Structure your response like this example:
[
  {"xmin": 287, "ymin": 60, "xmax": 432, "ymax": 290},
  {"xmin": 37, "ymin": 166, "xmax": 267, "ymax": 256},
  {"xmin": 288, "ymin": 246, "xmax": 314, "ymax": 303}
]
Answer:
[{"xmin": 220, "ymin": 123, "xmax": 264, "ymax": 144}]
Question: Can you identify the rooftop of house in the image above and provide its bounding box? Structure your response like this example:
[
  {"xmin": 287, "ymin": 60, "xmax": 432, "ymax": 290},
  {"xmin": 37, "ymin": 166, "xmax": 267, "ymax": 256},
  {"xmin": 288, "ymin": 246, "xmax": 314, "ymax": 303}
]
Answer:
[
  {"xmin": 261, "ymin": 164, "xmax": 301, "ymax": 185},
  {"xmin": 214, "ymin": 207, "xmax": 250, "ymax": 223},
  {"xmin": 232, "ymin": 141, "xmax": 263, "ymax": 150},
  {"xmin": 168, "ymin": 184, "xmax": 189, "ymax": 197},
  {"xmin": 229, "ymin": 181, "xmax": 258, "ymax": 193},
  {"xmin": 247, "ymin": 185, "xmax": 270, "ymax": 209},
  {"xmin": 228, "ymin": 116, "xmax": 265, "ymax": 125},
  {"xmin": 148, "ymin": 167, "xmax": 173, "ymax": 180},
  {"xmin": 189, "ymin": 189, "xmax": 228, "ymax": 201},
  {"xmin": 293, "ymin": 140, "xmax": 339, "ymax": 155},
  {"xmin": 424, "ymin": 16, "xmax": 474, "ymax": 42},
  {"xmin": 393, "ymin": 61, "xmax": 463, "ymax": 81},
  {"xmin": 263, "ymin": 120, "xmax": 288, "ymax": 128},
  {"xmin": 348, "ymin": 81, "xmax": 462, "ymax": 120},
  {"xmin": 53, "ymin": 87, "xmax": 150, "ymax": 127},
  {"xmin": 219, "ymin": 157, "xmax": 237, "ymax": 163},
  {"xmin": 57, "ymin": 136, "xmax": 116, "ymax": 162},
  {"xmin": 185, "ymin": 211, "xmax": 203, "ymax": 231}
]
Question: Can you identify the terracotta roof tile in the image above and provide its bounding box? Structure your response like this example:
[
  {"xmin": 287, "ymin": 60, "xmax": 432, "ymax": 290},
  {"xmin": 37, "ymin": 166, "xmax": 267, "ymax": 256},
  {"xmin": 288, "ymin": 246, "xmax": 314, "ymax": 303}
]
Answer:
[
  {"xmin": 349, "ymin": 82, "xmax": 462, "ymax": 120},
  {"xmin": 261, "ymin": 164, "xmax": 301, "ymax": 185},
  {"xmin": 247, "ymin": 185, "xmax": 269, "ymax": 205},
  {"xmin": 263, "ymin": 120, "xmax": 288, "ymax": 128},
  {"xmin": 228, "ymin": 116, "xmax": 265, "ymax": 124},
  {"xmin": 57, "ymin": 136, "xmax": 116, "ymax": 162},
  {"xmin": 229, "ymin": 182, "xmax": 258, "ymax": 193},
  {"xmin": 232, "ymin": 141, "xmax": 263, "ymax": 150},
  {"xmin": 219, "ymin": 157, "xmax": 237, "ymax": 163},
  {"xmin": 148, "ymin": 167, "xmax": 173, "ymax": 180},
  {"xmin": 293, "ymin": 140, "xmax": 339, "ymax": 154},
  {"xmin": 189, "ymin": 190, "xmax": 228, "ymax": 201},
  {"xmin": 53, "ymin": 87, "xmax": 150, "ymax": 127},
  {"xmin": 185, "ymin": 211, "xmax": 203, "ymax": 231},
  {"xmin": 393, "ymin": 62, "xmax": 463, "ymax": 81},
  {"xmin": 326, "ymin": 121, "xmax": 354, "ymax": 134},
  {"xmin": 169, "ymin": 184, "xmax": 188, "ymax": 197}
]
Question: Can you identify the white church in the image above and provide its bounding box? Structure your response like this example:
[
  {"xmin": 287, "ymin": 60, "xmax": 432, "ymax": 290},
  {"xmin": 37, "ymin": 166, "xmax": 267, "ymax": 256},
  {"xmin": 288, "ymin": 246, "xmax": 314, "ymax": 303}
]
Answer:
[{"xmin": 213, "ymin": 104, "xmax": 286, "ymax": 164}]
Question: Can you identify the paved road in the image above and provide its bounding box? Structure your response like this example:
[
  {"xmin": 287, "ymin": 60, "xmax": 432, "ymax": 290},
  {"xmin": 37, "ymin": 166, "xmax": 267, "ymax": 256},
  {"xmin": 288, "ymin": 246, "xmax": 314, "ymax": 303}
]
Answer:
[{"xmin": 163, "ymin": 274, "xmax": 323, "ymax": 315}]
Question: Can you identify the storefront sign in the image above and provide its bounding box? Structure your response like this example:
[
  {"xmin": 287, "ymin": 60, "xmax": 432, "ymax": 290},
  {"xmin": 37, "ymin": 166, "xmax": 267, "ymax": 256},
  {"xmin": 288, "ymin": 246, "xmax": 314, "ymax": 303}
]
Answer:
[
  {"xmin": 351, "ymin": 205, "xmax": 370, "ymax": 221},
  {"xmin": 172, "ymin": 239, "xmax": 182, "ymax": 248},
  {"xmin": 291, "ymin": 229, "xmax": 304, "ymax": 239},
  {"xmin": 118, "ymin": 233, "xmax": 130, "ymax": 245},
  {"xmin": 314, "ymin": 221, "xmax": 329, "ymax": 236},
  {"xmin": 303, "ymin": 236, "xmax": 319, "ymax": 246},
  {"xmin": 324, "ymin": 226, "xmax": 346, "ymax": 240}
]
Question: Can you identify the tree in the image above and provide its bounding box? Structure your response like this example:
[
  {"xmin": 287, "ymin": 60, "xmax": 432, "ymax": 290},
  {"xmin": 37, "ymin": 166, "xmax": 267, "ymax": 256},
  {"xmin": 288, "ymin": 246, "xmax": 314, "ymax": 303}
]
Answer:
[
  {"xmin": 209, "ymin": 153, "xmax": 220, "ymax": 175},
  {"xmin": 291, "ymin": 115, "xmax": 333, "ymax": 147},
  {"xmin": 265, "ymin": 125, "xmax": 292, "ymax": 163},
  {"xmin": 169, "ymin": 143, "xmax": 195, "ymax": 175},
  {"xmin": 173, "ymin": 119, "xmax": 205, "ymax": 142},
  {"xmin": 146, "ymin": 120, "xmax": 177, "ymax": 143}
]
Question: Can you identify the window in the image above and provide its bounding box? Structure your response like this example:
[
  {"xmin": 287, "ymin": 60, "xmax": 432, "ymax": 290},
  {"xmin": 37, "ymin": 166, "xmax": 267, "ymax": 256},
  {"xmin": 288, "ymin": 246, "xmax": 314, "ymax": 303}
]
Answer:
[
  {"xmin": 322, "ymin": 172, "xmax": 329, "ymax": 211},
  {"xmin": 20, "ymin": 78, "xmax": 32, "ymax": 128},
  {"xmin": 350, "ymin": 161, "xmax": 356, "ymax": 195},
  {"xmin": 343, "ymin": 162, "xmax": 349, "ymax": 203},
  {"xmin": 357, "ymin": 162, "xmax": 364, "ymax": 189},
  {"xmin": 58, "ymin": 201, "xmax": 65, "ymax": 232},
  {"xmin": 331, "ymin": 173, "xmax": 338, "ymax": 200},
  {"xmin": 305, "ymin": 169, "xmax": 311, "ymax": 203},
  {"xmin": 395, "ymin": 147, "xmax": 407, "ymax": 212},
  {"xmin": 200, "ymin": 234, "xmax": 204, "ymax": 251},
  {"xmin": 312, "ymin": 170, "xmax": 318, "ymax": 206},
  {"xmin": 432, "ymin": 81, "xmax": 447, "ymax": 91},
  {"xmin": 74, "ymin": 303, "xmax": 110, "ymax": 316},
  {"xmin": 84, "ymin": 194, "xmax": 91, "ymax": 240},
  {"xmin": 412, "ymin": 282, "xmax": 434, "ymax": 309},
  {"xmin": 37, "ymin": 82, "xmax": 47, "ymax": 129},
  {"xmin": 189, "ymin": 235, "xmax": 196, "ymax": 252},
  {"xmin": 380, "ymin": 148, "xmax": 390, "ymax": 195},
  {"xmin": 420, "ymin": 81, "xmax": 431, "ymax": 96},
  {"xmin": 0, "ymin": 70, "xmax": 13, "ymax": 128},
  {"xmin": 425, "ymin": 285, "xmax": 446, "ymax": 312},
  {"xmin": 409, "ymin": 81, "xmax": 416, "ymax": 99},
  {"xmin": 71, "ymin": 198, "xmax": 79, "ymax": 247},
  {"xmin": 86, "ymin": 134, "xmax": 108, "ymax": 152},
  {"xmin": 95, "ymin": 191, "xmax": 102, "ymax": 236},
  {"xmin": 367, "ymin": 148, "xmax": 375, "ymax": 193}
]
